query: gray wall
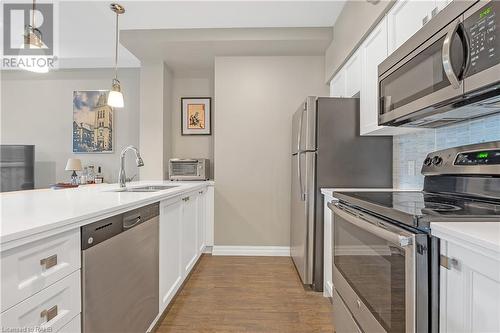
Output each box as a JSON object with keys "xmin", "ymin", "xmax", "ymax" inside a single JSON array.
[
  {"xmin": 325, "ymin": 0, "xmax": 394, "ymax": 82},
  {"xmin": 214, "ymin": 56, "xmax": 328, "ymax": 246},
  {"xmin": 1, "ymin": 69, "xmax": 140, "ymax": 188},
  {"xmin": 171, "ymin": 76, "xmax": 214, "ymax": 179}
]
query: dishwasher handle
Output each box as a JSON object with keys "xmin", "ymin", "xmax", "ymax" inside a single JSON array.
[{"xmin": 123, "ymin": 215, "xmax": 142, "ymax": 230}]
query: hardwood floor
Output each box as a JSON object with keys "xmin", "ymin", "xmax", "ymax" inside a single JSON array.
[{"xmin": 155, "ymin": 255, "xmax": 334, "ymax": 333}]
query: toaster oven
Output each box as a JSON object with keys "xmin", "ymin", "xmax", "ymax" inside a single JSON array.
[{"xmin": 169, "ymin": 159, "xmax": 210, "ymax": 181}]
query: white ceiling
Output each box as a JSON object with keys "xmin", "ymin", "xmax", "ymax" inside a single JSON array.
[
  {"xmin": 2, "ymin": 1, "xmax": 347, "ymax": 69},
  {"xmin": 121, "ymin": 27, "xmax": 333, "ymax": 76}
]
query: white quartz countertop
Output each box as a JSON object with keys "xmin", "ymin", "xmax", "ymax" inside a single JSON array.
[
  {"xmin": 432, "ymin": 222, "xmax": 500, "ymax": 256},
  {"xmin": 0, "ymin": 180, "xmax": 214, "ymax": 250}
]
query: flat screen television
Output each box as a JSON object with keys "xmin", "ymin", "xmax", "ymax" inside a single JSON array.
[{"xmin": 0, "ymin": 145, "xmax": 35, "ymax": 192}]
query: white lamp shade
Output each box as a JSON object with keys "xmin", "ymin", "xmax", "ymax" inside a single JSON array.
[
  {"xmin": 107, "ymin": 90, "xmax": 124, "ymax": 108},
  {"xmin": 65, "ymin": 158, "xmax": 83, "ymax": 171}
]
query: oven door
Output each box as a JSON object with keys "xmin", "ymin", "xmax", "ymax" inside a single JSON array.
[
  {"xmin": 378, "ymin": 17, "xmax": 469, "ymax": 127},
  {"xmin": 329, "ymin": 202, "xmax": 418, "ymax": 333}
]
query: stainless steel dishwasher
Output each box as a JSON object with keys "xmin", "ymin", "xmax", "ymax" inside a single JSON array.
[{"xmin": 81, "ymin": 203, "xmax": 159, "ymax": 333}]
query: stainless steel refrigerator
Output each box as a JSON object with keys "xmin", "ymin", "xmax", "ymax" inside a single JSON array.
[{"xmin": 290, "ymin": 97, "xmax": 393, "ymax": 291}]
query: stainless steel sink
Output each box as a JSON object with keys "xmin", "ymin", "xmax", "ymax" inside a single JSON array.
[{"xmin": 111, "ymin": 185, "xmax": 179, "ymax": 192}]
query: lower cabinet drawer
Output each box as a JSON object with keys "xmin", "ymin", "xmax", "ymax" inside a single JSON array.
[
  {"xmin": 58, "ymin": 313, "xmax": 81, "ymax": 333},
  {"xmin": 332, "ymin": 289, "xmax": 362, "ymax": 333},
  {"xmin": 1, "ymin": 270, "xmax": 81, "ymax": 333},
  {"xmin": 1, "ymin": 229, "xmax": 81, "ymax": 311}
]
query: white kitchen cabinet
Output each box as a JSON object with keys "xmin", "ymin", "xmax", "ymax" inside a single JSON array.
[
  {"xmin": 159, "ymin": 196, "xmax": 183, "ymax": 313},
  {"xmin": 387, "ymin": 0, "xmax": 438, "ymax": 55},
  {"xmin": 58, "ymin": 314, "xmax": 81, "ymax": 333},
  {"xmin": 329, "ymin": 67, "xmax": 346, "ymax": 98},
  {"xmin": 1, "ymin": 229, "xmax": 80, "ymax": 312},
  {"xmin": 0, "ymin": 271, "xmax": 81, "ymax": 333},
  {"xmin": 360, "ymin": 18, "xmax": 389, "ymax": 136},
  {"xmin": 439, "ymin": 240, "xmax": 500, "ymax": 333},
  {"xmin": 181, "ymin": 191, "xmax": 199, "ymax": 276},
  {"xmin": 344, "ymin": 50, "xmax": 362, "ymax": 98}
]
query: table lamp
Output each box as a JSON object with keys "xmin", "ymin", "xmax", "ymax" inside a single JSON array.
[{"xmin": 65, "ymin": 158, "xmax": 83, "ymax": 185}]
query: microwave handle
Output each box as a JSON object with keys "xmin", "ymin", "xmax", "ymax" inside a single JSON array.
[
  {"xmin": 442, "ymin": 20, "xmax": 463, "ymax": 90},
  {"xmin": 328, "ymin": 202, "xmax": 413, "ymax": 248}
]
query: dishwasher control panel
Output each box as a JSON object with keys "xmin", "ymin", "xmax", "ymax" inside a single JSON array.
[{"xmin": 81, "ymin": 202, "xmax": 159, "ymax": 250}]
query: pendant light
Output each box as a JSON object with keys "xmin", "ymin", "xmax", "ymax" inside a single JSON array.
[
  {"xmin": 107, "ymin": 3, "xmax": 125, "ymax": 108},
  {"xmin": 20, "ymin": 0, "xmax": 49, "ymax": 73}
]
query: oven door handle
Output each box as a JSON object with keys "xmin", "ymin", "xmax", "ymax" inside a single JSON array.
[{"xmin": 328, "ymin": 202, "xmax": 413, "ymax": 248}]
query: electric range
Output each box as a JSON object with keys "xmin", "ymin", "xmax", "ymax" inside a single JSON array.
[{"xmin": 329, "ymin": 141, "xmax": 500, "ymax": 333}]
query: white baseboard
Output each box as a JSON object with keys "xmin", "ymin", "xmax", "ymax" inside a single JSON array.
[{"xmin": 212, "ymin": 246, "xmax": 290, "ymax": 257}]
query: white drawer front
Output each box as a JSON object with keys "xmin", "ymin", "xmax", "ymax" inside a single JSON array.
[
  {"xmin": 58, "ymin": 313, "xmax": 81, "ymax": 333},
  {"xmin": 1, "ymin": 229, "xmax": 80, "ymax": 311},
  {"xmin": 1, "ymin": 270, "xmax": 81, "ymax": 333}
]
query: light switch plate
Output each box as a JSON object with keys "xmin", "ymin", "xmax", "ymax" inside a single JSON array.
[{"xmin": 408, "ymin": 160, "xmax": 416, "ymax": 176}]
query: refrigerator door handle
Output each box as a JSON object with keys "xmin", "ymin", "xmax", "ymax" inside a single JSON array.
[
  {"xmin": 297, "ymin": 103, "xmax": 307, "ymax": 201},
  {"xmin": 298, "ymin": 152, "xmax": 305, "ymax": 201},
  {"xmin": 297, "ymin": 102, "xmax": 306, "ymax": 153}
]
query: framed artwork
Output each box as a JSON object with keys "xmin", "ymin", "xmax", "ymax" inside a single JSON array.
[
  {"xmin": 73, "ymin": 90, "xmax": 113, "ymax": 153},
  {"xmin": 181, "ymin": 97, "xmax": 211, "ymax": 135}
]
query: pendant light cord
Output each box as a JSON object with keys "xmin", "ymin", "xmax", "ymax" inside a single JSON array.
[
  {"xmin": 114, "ymin": 11, "xmax": 119, "ymax": 80},
  {"xmin": 32, "ymin": 0, "xmax": 36, "ymax": 27}
]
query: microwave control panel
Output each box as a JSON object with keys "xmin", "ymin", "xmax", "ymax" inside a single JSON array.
[{"xmin": 464, "ymin": 0, "xmax": 499, "ymax": 77}]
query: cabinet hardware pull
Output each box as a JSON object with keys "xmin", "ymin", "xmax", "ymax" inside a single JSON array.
[
  {"xmin": 40, "ymin": 254, "xmax": 58, "ymax": 269},
  {"xmin": 40, "ymin": 305, "xmax": 58, "ymax": 322},
  {"xmin": 440, "ymin": 254, "xmax": 459, "ymax": 270}
]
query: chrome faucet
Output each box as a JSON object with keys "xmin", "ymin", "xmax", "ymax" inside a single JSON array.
[{"xmin": 119, "ymin": 145, "xmax": 144, "ymax": 188}]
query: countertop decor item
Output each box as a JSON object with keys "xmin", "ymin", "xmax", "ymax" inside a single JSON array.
[
  {"xmin": 50, "ymin": 183, "xmax": 79, "ymax": 189},
  {"xmin": 181, "ymin": 97, "xmax": 211, "ymax": 135},
  {"xmin": 73, "ymin": 91, "xmax": 113, "ymax": 153},
  {"xmin": 65, "ymin": 158, "xmax": 82, "ymax": 185},
  {"xmin": 107, "ymin": 3, "xmax": 125, "ymax": 108}
]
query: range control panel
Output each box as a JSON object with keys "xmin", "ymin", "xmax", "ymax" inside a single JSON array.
[
  {"xmin": 464, "ymin": 0, "xmax": 500, "ymax": 77},
  {"xmin": 421, "ymin": 142, "xmax": 500, "ymax": 176},
  {"xmin": 454, "ymin": 149, "xmax": 500, "ymax": 165}
]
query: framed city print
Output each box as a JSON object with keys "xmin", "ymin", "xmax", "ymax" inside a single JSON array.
[
  {"xmin": 73, "ymin": 90, "xmax": 113, "ymax": 153},
  {"xmin": 181, "ymin": 97, "xmax": 211, "ymax": 135}
]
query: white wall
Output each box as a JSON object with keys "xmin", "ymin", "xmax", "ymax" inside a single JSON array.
[
  {"xmin": 214, "ymin": 56, "xmax": 328, "ymax": 246},
  {"xmin": 1, "ymin": 69, "xmax": 140, "ymax": 188},
  {"xmin": 139, "ymin": 62, "xmax": 173, "ymax": 180},
  {"xmin": 171, "ymin": 76, "xmax": 214, "ymax": 178}
]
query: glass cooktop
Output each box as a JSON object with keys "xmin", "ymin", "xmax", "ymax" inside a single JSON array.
[{"xmin": 334, "ymin": 191, "xmax": 500, "ymax": 232}]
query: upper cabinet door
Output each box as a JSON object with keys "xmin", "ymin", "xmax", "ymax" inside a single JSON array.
[
  {"xmin": 344, "ymin": 50, "xmax": 362, "ymax": 98},
  {"xmin": 387, "ymin": 0, "xmax": 437, "ymax": 54},
  {"xmin": 360, "ymin": 17, "xmax": 389, "ymax": 135},
  {"xmin": 329, "ymin": 68, "xmax": 346, "ymax": 98}
]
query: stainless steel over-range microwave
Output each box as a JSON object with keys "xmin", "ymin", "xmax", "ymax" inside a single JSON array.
[
  {"xmin": 378, "ymin": 0, "xmax": 500, "ymax": 128},
  {"xmin": 169, "ymin": 159, "xmax": 210, "ymax": 181}
]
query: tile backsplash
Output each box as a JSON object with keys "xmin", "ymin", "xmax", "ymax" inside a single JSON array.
[{"xmin": 393, "ymin": 113, "xmax": 500, "ymax": 189}]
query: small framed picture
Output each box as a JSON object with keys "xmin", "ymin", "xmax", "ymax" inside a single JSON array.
[{"xmin": 181, "ymin": 97, "xmax": 211, "ymax": 135}]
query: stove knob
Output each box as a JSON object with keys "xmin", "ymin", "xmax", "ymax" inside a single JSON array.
[
  {"xmin": 424, "ymin": 157, "xmax": 432, "ymax": 166},
  {"xmin": 432, "ymin": 156, "xmax": 443, "ymax": 166}
]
